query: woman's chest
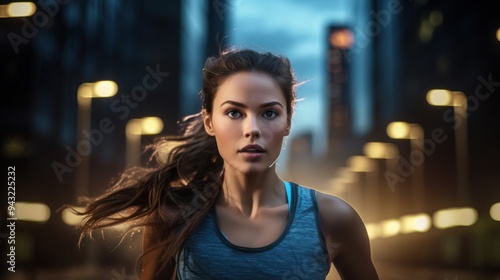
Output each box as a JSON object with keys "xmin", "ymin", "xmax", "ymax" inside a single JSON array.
[
  {"xmin": 177, "ymin": 208, "xmax": 330, "ymax": 280},
  {"xmin": 215, "ymin": 204, "xmax": 289, "ymax": 248}
]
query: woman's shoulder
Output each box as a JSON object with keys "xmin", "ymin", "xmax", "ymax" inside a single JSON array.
[
  {"xmin": 315, "ymin": 190, "xmax": 357, "ymax": 220},
  {"xmin": 297, "ymin": 186, "xmax": 379, "ymax": 278},
  {"xmin": 296, "ymin": 184, "xmax": 363, "ymax": 236},
  {"xmin": 291, "ymin": 182, "xmax": 356, "ymax": 219},
  {"xmin": 305, "ymin": 187, "xmax": 370, "ymax": 260}
]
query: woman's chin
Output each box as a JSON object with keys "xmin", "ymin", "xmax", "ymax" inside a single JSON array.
[{"xmin": 226, "ymin": 161, "xmax": 274, "ymax": 175}]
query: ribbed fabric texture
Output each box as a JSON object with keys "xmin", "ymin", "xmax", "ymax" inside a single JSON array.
[{"xmin": 177, "ymin": 182, "xmax": 330, "ymax": 279}]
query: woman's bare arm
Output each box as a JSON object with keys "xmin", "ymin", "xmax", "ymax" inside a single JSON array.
[{"xmin": 316, "ymin": 192, "xmax": 379, "ymax": 280}]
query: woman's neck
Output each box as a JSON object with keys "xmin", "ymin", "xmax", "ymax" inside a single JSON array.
[{"xmin": 217, "ymin": 167, "xmax": 286, "ymax": 219}]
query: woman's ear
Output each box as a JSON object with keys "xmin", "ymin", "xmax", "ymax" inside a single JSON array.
[
  {"xmin": 202, "ymin": 109, "xmax": 215, "ymax": 136},
  {"xmin": 284, "ymin": 118, "xmax": 291, "ymax": 136}
]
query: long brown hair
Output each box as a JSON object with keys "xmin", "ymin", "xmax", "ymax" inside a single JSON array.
[{"xmin": 74, "ymin": 49, "xmax": 297, "ymax": 278}]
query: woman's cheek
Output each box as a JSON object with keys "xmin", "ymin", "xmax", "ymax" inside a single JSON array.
[
  {"xmin": 270, "ymin": 120, "xmax": 289, "ymax": 136},
  {"xmin": 262, "ymin": 126, "xmax": 286, "ymax": 143}
]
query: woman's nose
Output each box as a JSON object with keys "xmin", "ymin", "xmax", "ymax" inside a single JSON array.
[{"xmin": 244, "ymin": 116, "xmax": 261, "ymax": 138}]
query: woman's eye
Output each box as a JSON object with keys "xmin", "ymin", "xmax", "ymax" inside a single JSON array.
[
  {"xmin": 226, "ymin": 110, "xmax": 242, "ymax": 118},
  {"xmin": 263, "ymin": 110, "xmax": 279, "ymax": 119}
]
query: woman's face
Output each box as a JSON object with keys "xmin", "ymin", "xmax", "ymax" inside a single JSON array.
[{"xmin": 203, "ymin": 72, "xmax": 291, "ymax": 174}]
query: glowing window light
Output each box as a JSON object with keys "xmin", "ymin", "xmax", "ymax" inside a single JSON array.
[
  {"xmin": 7, "ymin": 2, "xmax": 36, "ymax": 17},
  {"xmin": 380, "ymin": 219, "xmax": 401, "ymax": 238},
  {"xmin": 330, "ymin": 28, "xmax": 354, "ymax": 49},
  {"xmin": 490, "ymin": 202, "xmax": 500, "ymax": 221},
  {"xmin": 433, "ymin": 207, "xmax": 478, "ymax": 229},
  {"xmin": 400, "ymin": 213, "xmax": 431, "ymax": 233},
  {"xmin": 496, "ymin": 28, "xmax": 500, "ymax": 42},
  {"xmin": 365, "ymin": 223, "xmax": 381, "ymax": 240},
  {"xmin": 62, "ymin": 207, "xmax": 85, "ymax": 226},
  {"xmin": 16, "ymin": 202, "xmax": 50, "ymax": 222}
]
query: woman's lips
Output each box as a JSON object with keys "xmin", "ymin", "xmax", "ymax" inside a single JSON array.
[
  {"xmin": 238, "ymin": 144, "xmax": 265, "ymax": 160},
  {"xmin": 238, "ymin": 151, "xmax": 264, "ymax": 160}
]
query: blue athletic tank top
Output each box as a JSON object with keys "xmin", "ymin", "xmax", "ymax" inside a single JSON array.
[{"xmin": 177, "ymin": 181, "xmax": 331, "ymax": 279}]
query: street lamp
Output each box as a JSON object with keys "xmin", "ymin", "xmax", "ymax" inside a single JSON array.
[
  {"xmin": 427, "ymin": 89, "xmax": 468, "ymax": 205},
  {"xmin": 0, "ymin": 2, "xmax": 36, "ymax": 18},
  {"xmin": 363, "ymin": 142, "xmax": 400, "ymax": 216},
  {"xmin": 386, "ymin": 121, "xmax": 425, "ymax": 212},
  {"xmin": 75, "ymin": 80, "xmax": 117, "ymax": 269},
  {"xmin": 363, "ymin": 142, "xmax": 399, "ymax": 175},
  {"xmin": 75, "ymin": 81, "xmax": 118, "ymax": 198},
  {"xmin": 490, "ymin": 202, "xmax": 500, "ymax": 221},
  {"xmin": 126, "ymin": 117, "xmax": 164, "ymax": 166},
  {"xmin": 433, "ymin": 207, "xmax": 477, "ymax": 229},
  {"xmin": 347, "ymin": 156, "xmax": 378, "ymax": 221}
]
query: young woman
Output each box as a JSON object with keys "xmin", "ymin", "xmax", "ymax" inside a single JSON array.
[{"xmin": 77, "ymin": 49, "xmax": 379, "ymax": 279}]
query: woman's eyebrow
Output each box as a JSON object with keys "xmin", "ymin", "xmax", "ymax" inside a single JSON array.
[
  {"xmin": 220, "ymin": 100, "xmax": 246, "ymax": 108},
  {"xmin": 220, "ymin": 100, "xmax": 283, "ymax": 108},
  {"xmin": 260, "ymin": 101, "xmax": 283, "ymax": 108}
]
